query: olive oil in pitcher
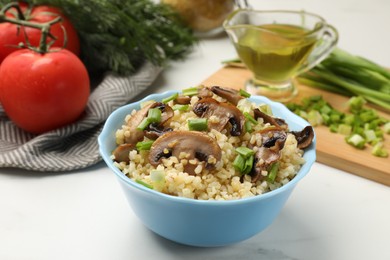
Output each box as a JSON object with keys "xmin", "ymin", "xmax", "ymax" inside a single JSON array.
[{"xmin": 235, "ymin": 24, "xmax": 317, "ymax": 84}]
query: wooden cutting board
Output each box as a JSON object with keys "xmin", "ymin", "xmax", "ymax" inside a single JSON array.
[{"xmin": 201, "ymin": 66, "xmax": 390, "ymax": 186}]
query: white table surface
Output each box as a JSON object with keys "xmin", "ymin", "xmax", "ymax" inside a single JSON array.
[{"xmin": 1, "ymin": 0, "xmax": 389, "ymax": 259}]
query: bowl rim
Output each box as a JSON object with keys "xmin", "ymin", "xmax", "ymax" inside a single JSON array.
[{"xmin": 98, "ymin": 90, "xmax": 316, "ymax": 206}]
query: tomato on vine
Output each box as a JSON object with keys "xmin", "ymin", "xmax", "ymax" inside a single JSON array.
[
  {"xmin": 0, "ymin": 3, "xmax": 89, "ymax": 134},
  {"xmin": 0, "ymin": 2, "xmax": 79, "ymax": 63}
]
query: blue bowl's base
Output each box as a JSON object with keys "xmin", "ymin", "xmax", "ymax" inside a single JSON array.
[{"xmin": 118, "ymin": 178, "xmax": 295, "ymax": 247}]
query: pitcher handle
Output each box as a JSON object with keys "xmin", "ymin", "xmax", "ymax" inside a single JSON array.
[{"xmin": 298, "ymin": 24, "xmax": 339, "ymax": 74}]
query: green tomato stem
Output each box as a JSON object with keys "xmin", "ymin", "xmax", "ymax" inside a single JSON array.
[
  {"xmin": 0, "ymin": 2, "xmax": 25, "ymax": 20},
  {"xmin": 0, "ymin": 2, "xmax": 63, "ymax": 54}
]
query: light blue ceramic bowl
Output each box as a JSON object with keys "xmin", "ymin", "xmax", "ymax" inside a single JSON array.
[{"xmin": 98, "ymin": 91, "xmax": 316, "ymax": 247}]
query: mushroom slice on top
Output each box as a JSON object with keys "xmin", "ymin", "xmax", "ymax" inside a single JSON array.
[
  {"xmin": 193, "ymin": 98, "xmax": 245, "ymax": 136},
  {"xmin": 112, "ymin": 143, "xmax": 135, "ymax": 163},
  {"xmin": 148, "ymin": 131, "xmax": 222, "ymax": 175},
  {"xmin": 258, "ymin": 127, "xmax": 287, "ymax": 149},
  {"xmin": 124, "ymin": 102, "xmax": 174, "ymax": 144},
  {"xmin": 198, "ymin": 86, "xmax": 213, "ymax": 98},
  {"xmin": 123, "ymin": 102, "xmax": 155, "ymax": 145},
  {"xmin": 210, "ymin": 86, "xmax": 243, "ymax": 106},
  {"xmin": 250, "ymin": 127, "xmax": 288, "ymax": 182},
  {"xmin": 175, "ymin": 95, "xmax": 191, "ymax": 105},
  {"xmin": 254, "ymin": 108, "xmax": 288, "ymax": 130},
  {"xmin": 152, "ymin": 102, "xmax": 174, "ymax": 125},
  {"xmin": 291, "ymin": 125, "xmax": 314, "ymax": 149},
  {"xmin": 251, "ymin": 146, "xmax": 282, "ymax": 183},
  {"xmin": 144, "ymin": 123, "xmax": 173, "ymax": 140}
]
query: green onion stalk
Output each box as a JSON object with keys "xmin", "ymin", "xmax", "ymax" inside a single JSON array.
[{"xmin": 298, "ymin": 48, "xmax": 390, "ymax": 112}]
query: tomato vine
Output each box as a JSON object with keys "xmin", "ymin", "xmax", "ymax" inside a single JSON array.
[{"xmin": 0, "ymin": 2, "xmax": 64, "ymax": 53}]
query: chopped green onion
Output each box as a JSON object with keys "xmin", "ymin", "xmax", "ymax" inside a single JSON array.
[
  {"xmin": 267, "ymin": 162, "xmax": 280, "ymax": 183},
  {"xmin": 348, "ymin": 96, "xmax": 366, "ymax": 113},
  {"xmin": 242, "ymin": 155, "xmax": 254, "ymax": 175},
  {"xmin": 172, "ymin": 104, "xmax": 189, "ymax": 111},
  {"xmin": 346, "ymin": 134, "xmax": 366, "ymax": 149},
  {"xmin": 298, "ymin": 110, "xmax": 308, "ymax": 120},
  {"xmin": 233, "ymin": 152, "xmax": 254, "ymax": 175},
  {"xmin": 150, "ymin": 170, "xmax": 165, "ymax": 186},
  {"xmin": 384, "ymin": 122, "xmax": 390, "ymax": 134},
  {"xmin": 233, "ymin": 154, "xmax": 245, "ymax": 173},
  {"xmin": 235, "ymin": 146, "xmax": 255, "ymax": 158},
  {"xmin": 188, "ymin": 118, "xmax": 208, "ymax": 131},
  {"xmin": 321, "ymin": 113, "xmax": 331, "ymax": 125},
  {"xmin": 359, "ymin": 109, "xmax": 377, "ymax": 123},
  {"xmin": 371, "ymin": 142, "xmax": 388, "ymax": 157},
  {"xmin": 137, "ymin": 107, "xmax": 162, "ymax": 130},
  {"xmin": 244, "ymin": 120, "xmax": 253, "ymax": 133},
  {"xmin": 337, "ymin": 124, "xmax": 352, "ymax": 136},
  {"xmin": 147, "ymin": 108, "xmax": 162, "ymax": 123},
  {"xmin": 182, "ymin": 87, "xmax": 199, "ymax": 96},
  {"xmin": 307, "ymin": 110, "xmax": 323, "ymax": 126},
  {"xmin": 136, "ymin": 179, "xmax": 153, "ymax": 189},
  {"xmin": 137, "ymin": 118, "xmax": 151, "ymax": 130},
  {"xmin": 363, "ymin": 129, "xmax": 377, "ymax": 143},
  {"xmin": 136, "ymin": 140, "xmax": 154, "ymax": 151},
  {"xmin": 320, "ymin": 104, "xmax": 332, "ymax": 115},
  {"xmin": 342, "ymin": 114, "xmax": 355, "ymax": 125},
  {"xmin": 330, "ymin": 113, "xmax": 341, "ymax": 123},
  {"xmin": 162, "ymin": 93, "xmax": 179, "ymax": 104},
  {"xmin": 258, "ymin": 104, "xmax": 272, "ymax": 115},
  {"xmin": 329, "ymin": 124, "xmax": 338, "ymax": 133},
  {"xmin": 239, "ymin": 89, "xmax": 251, "ymax": 98},
  {"xmin": 243, "ymin": 112, "xmax": 258, "ymax": 125}
]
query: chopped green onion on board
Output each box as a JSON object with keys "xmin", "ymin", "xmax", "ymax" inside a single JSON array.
[{"xmin": 286, "ymin": 95, "xmax": 389, "ymax": 157}]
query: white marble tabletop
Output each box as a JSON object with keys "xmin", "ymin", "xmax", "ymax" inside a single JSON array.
[{"xmin": 1, "ymin": 0, "xmax": 389, "ymax": 259}]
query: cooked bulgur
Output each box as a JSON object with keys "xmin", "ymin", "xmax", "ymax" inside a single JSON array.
[{"xmin": 112, "ymin": 87, "xmax": 311, "ymax": 200}]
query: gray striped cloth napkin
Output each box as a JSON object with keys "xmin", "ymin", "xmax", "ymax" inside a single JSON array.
[{"xmin": 0, "ymin": 62, "xmax": 161, "ymax": 172}]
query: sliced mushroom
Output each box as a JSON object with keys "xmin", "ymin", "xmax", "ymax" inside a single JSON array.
[
  {"xmin": 254, "ymin": 108, "xmax": 288, "ymax": 129},
  {"xmin": 144, "ymin": 123, "xmax": 173, "ymax": 140},
  {"xmin": 148, "ymin": 131, "xmax": 222, "ymax": 175},
  {"xmin": 124, "ymin": 102, "xmax": 155, "ymax": 145},
  {"xmin": 210, "ymin": 86, "xmax": 243, "ymax": 105},
  {"xmin": 250, "ymin": 127, "xmax": 288, "ymax": 182},
  {"xmin": 291, "ymin": 125, "xmax": 314, "ymax": 149},
  {"xmin": 193, "ymin": 97, "xmax": 245, "ymax": 136},
  {"xmin": 112, "ymin": 143, "xmax": 135, "ymax": 163},
  {"xmin": 258, "ymin": 127, "xmax": 287, "ymax": 149},
  {"xmin": 153, "ymin": 102, "xmax": 174, "ymax": 125},
  {"xmin": 175, "ymin": 95, "xmax": 191, "ymax": 105},
  {"xmin": 198, "ymin": 86, "xmax": 213, "ymax": 98},
  {"xmin": 124, "ymin": 102, "xmax": 174, "ymax": 144},
  {"xmin": 251, "ymin": 147, "xmax": 282, "ymax": 183}
]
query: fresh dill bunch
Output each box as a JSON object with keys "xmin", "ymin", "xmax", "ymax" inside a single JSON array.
[{"xmin": 0, "ymin": 0, "xmax": 197, "ymax": 75}]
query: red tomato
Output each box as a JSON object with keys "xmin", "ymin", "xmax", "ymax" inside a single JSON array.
[
  {"xmin": 0, "ymin": 3, "xmax": 80, "ymax": 63},
  {"xmin": 0, "ymin": 22, "xmax": 24, "ymax": 64},
  {"xmin": 0, "ymin": 48, "xmax": 90, "ymax": 134}
]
